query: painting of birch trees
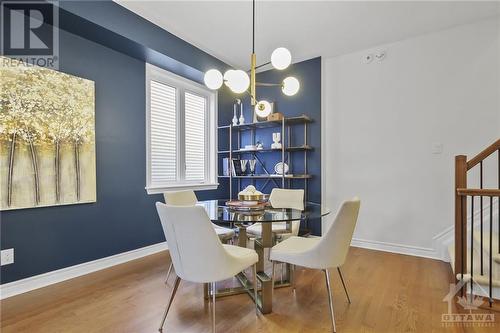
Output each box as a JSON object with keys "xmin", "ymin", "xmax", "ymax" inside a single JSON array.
[{"xmin": 0, "ymin": 57, "xmax": 96, "ymax": 210}]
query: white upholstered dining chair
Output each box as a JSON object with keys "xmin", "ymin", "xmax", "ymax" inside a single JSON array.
[
  {"xmin": 246, "ymin": 188, "xmax": 304, "ymax": 239},
  {"xmin": 156, "ymin": 203, "xmax": 258, "ymax": 333},
  {"xmin": 269, "ymin": 197, "xmax": 360, "ymax": 332},
  {"xmin": 163, "ymin": 190, "xmax": 235, "ymax": 283}
]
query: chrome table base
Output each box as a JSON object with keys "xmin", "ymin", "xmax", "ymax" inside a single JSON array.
[{"xmin": 204, "ymin": 224, "xmax": 293, "ymax": 314}]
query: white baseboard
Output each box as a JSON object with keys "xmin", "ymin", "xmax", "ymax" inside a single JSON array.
[
  {"xmin": 0, "ymin": 242, "xmax": 168, "ymax": 300},
  {"xmin": 433, "ymin": 225, "xmax": 455, "ymax": 263},
  {"xmin": 351, "ymin": 238, "xmax": 439, "ymax": 260}
]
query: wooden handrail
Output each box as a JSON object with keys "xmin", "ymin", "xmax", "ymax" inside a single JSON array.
[
  {"xmin": 457, "ymin": 188, "xmax": 500, "ymax": 197},
  {"xmin": 466, "ymin": 138, "xmax": 500, "ymax": 170}
]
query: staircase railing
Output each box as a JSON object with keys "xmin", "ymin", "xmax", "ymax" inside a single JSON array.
[{"xmin": 455, "ymin": 138, "xmax": 500, "ymax": 306}]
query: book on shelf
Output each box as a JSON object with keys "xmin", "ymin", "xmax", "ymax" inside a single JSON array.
[{"xmin": 222, "ymin": 158, "xmax": 230, "ymax": 176}]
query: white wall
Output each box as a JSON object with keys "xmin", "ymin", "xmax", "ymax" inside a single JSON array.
[{"xmin": 322, "ymin": 18, "xmax": 499, "ymax": 259}]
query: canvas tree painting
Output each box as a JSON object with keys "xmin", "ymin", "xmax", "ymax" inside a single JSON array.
[{"xmin": 0, "ymin": 57, "xmax": 96, "ymax": 210}]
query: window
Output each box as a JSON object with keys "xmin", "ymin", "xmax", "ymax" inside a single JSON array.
[{"xmin": 146, "ymin": 64, "xmax": 217, "ymax": 193}]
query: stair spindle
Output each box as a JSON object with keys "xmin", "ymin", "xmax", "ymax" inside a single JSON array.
[
  {"xmin": 480, "ymin": 161, "xmax": 484, "ymax": 274},
  {"xmin": 489, "ymin": 196, "xmax": 493, "ymax": 307},
  {"xmin": 470, "ymin": 196, "xmax": 474, "ymax": 302},
  {"xmin": 462, "ymin": 195, "xmax": 466, "ymax": 295}
]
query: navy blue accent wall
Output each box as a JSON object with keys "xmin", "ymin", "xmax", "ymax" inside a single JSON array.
[
  {"xmin": 0, "ymin": 3, "xmax": 231, "ymax": 284},
  {"xmin": 217, "ymin": 57, "xmax": 322, "ymax": 234},
  {"xmin": 0, "ymin": 29, "xmax": 158, "ymax": 284}
]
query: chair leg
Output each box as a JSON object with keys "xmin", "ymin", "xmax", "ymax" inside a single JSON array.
[
  {"xmin": 253, "ymin": 264, "xmax": 259, "ymax": 314},
  {"xmin": 164, "ymin": 262, "xmax": 173, "ymax": 285},
  {"xmin": 159, "ymin": 276, "xmax": 181, "ymax": 332},
  {"xmin": 271, "ymin": 261, "xmax": 276, "ymax": 293},
  {"xmin": 211, "ymin": 281, "xmax": 217, "ymax": 333},
  {"xmin": 324, "ymin": 269, "xmax": 337, "ymax": 333},
  {"xmin": 337, "ymin": 267, "xmax": 351, "ymax": 304}
]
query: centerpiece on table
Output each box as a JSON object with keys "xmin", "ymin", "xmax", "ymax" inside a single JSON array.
[{"xmin": 226, "ymin": 185, "xmax": 269, "ymax": 211}]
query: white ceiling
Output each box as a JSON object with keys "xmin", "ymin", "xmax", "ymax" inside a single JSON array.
[{"xmin": 116, "ymin": 1, "xmax": 500, "ymax": 69}]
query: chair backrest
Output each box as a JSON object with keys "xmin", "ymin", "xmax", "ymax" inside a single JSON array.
[
  {"xmin": 314, "ymin": 198, "xmax": 360, "ymax": 268},
  {"xmin": 156, "ymin": 203, "xmax": 229, "ymax": 283},
  {"xmin": 269, "ymin": 188, "xmax": 304, "ymax": 211},
  {"xmin": 163, "ymin": 190, "xmax": 197, "ymax": 206}
]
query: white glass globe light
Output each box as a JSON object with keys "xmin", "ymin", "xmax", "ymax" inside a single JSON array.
[
  {"xmin": 204, "ymin": 69, "xmax": 223, "ymax": 90},
  {"xmin": 271, "ymin": 47, "xmax": 292, "ymax": 70},
  {"xmin": 223, "ymin": 69, "xmax": 249, "ymax": 94},
  {"xmin": 230, "ymin": 70, "xmax": 250, "ymax": 94},
  {"xmin": 223, "ymin": 69, "xmax": 235, "ymax": 87},
  {"xmin": 255, "ymin": 100, "xmax": 272, "ymax": 118},
  {"xmin": 282, "ymin": 76, "xmax": 300, "ymax": 96}
]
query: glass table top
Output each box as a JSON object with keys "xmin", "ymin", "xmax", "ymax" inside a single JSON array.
[{"xmin": 197, "ymin": 199, "xmax": 330, "ymax": 223}]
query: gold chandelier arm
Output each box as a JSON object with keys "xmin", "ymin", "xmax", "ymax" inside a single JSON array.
[
  {"xmin": 245, "ymin": 89, "xmax": 257, "ymax": 105},
  {"xmin": 256, "ymin": 82, "xmax": 282, "ymax": 87},
  {"xmin": 246, "ymin": 61, "xmax": 271, "ymax": 73},
  {"xmin": 255, "ymin": 62, "xmax": 271, "ymax": 70}
]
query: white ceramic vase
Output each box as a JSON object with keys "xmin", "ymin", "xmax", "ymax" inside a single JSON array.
[{"xmin": 238, "ymin": 103, "xmax": 245, "ymax": 125}]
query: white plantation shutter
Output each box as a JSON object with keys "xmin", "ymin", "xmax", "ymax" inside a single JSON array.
[
  {"xmin": 150, "ymin": 80, "xmax": 177, "ymax": 183},
  {"xmin": 184, "ymin": 92, "xmax": 206, "ymax": 181},
  {"xmin": 146, "ymin": 63, "xmax": 217, "ymax": 193}
]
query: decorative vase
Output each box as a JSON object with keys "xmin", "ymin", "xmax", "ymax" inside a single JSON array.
[
  {"xmin": 232, "ymin": 103, "xmax": 238, "ymax": 126},
  {"xmin": 271, "ymin": 132, "xmax": 282, "ymax": 149},
  {"xmin": 238, "ymin": 102, "xmax": 245, "ymax": 125}
]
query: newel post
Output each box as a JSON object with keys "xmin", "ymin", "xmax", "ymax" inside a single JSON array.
[{"xmin": 454, "ymin": 155, "xmax": 467, "ymax": 281}]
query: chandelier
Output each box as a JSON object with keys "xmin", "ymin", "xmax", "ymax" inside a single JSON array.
[{"xmin": 203, "ymin": 0, "xmax": 300, "ymax": 118}]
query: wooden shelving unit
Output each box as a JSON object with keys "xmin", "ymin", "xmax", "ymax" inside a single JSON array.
[
  {"xmin": 218, "ymin": 114, "xmax": 313, "ymax": 200},
  {"xmin": 218, "ymin": 174, "xmax": 312, "ymax": 179},
  {"xmin": 218, "ymin": 115, "xmax": 312, "ymax": 130},
  {"xmin": 218, "ymin": 145, "xmax": 313, "ymax": 154}
]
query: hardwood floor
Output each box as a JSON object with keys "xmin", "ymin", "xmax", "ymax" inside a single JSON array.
[{"xmin": 1, "ymin": 247, "xmax": 498, "ymax": 333}]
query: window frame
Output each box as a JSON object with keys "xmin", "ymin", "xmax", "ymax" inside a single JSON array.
[{"xmin": 145, "ymin": 63, "xmax": 218, "ymax": 194}]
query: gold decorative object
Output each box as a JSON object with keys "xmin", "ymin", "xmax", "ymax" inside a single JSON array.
[
  {"xmin": 238, "ymin": 193, "xmax": 265, "ymax": 201},
  {"xmin": 237, "ymin": 185, "xmax": 266, "ymax": 202}
]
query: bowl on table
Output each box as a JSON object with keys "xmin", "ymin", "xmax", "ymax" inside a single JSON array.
[
  {"xmin": 226, "ymin": 186, "xmax": 269, "ymax": 211},
  {"xmin": 238, "ymin": 193, "xmax": 265, "ymax": 202}
]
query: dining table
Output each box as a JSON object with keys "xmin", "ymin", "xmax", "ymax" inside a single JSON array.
[{"xmin": 197, "ymin": 199, "xmax": 331, "ymax": 314}]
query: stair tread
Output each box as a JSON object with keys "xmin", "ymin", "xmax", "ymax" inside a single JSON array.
[{"xmin": 455, "ymin": 273, "xmax": 500, "ymax": 289}]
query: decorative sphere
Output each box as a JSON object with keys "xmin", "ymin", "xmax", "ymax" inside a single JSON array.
[
  {"xmin": 282, "ymin": 76, "xmax": 300, "ymax": 96},
  {"xmin": 223, "ymin": 70, "xmax": 235, "ymax": 87},
  {"xmin": 255, "ymin": 100, "xmax": 272, "ymax": 118},
  {"xmin": 204, "ymin": 69, "xmax": 223, "ymax": 90},
  {"xmin": 224, "ymin": 69, "xmax": 249, "ymax": 94},
  {"xmin": 271, "ymin": 47, "xmax": 292, "ymax": 70}
]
